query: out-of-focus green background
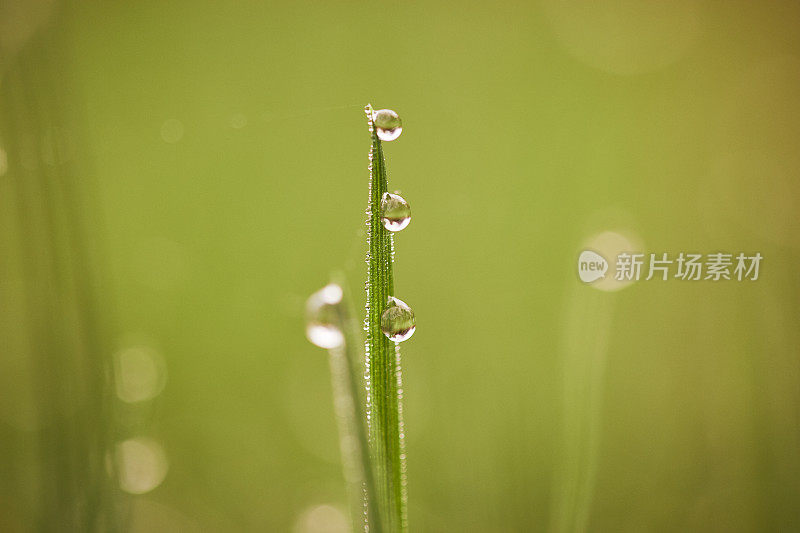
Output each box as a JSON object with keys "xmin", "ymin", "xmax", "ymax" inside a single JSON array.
[{"xmin": 1, "ymin": 0, "xmax": 799, "ymax": 531}]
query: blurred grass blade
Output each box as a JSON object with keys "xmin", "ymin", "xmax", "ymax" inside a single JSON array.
[
  {"xmin": 550, "ymin": 286, "xmax": 614, "ymax": 533},
  {"xmin": 364, "ymin": 104, "xmax": 408, "ymax": 532},
  {"xmin": 306, "ymin": 281, "xmax": 381, "ymax": 532},
  {"xmin": 0, "ymin": 20, "xmax": 119, "ymax": 531}
]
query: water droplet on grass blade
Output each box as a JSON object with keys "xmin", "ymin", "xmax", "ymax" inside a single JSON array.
[
  {"xmin": 373, "ymin": 109, "xmax": 403, "ymax": 141},
  {"xmin": 380, "ymin": 192, "xmax": 411, "ymax": 232},
  {"xmin": 306, "ymin": 284, "xmax": 345, "ymax": 349},
  {"xmin": 381, "ymin": 297, "xmax": 416, "ymax": 342}
]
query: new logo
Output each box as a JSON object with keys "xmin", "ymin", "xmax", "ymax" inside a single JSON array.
[{"xmin": 577, "ymin": 250, "xmax": 608, "ymax": 283}]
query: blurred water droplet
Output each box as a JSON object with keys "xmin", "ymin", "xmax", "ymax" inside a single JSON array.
[
  {"xmin": 115, "ymin": 437, "xmax": 169, "ymax": 495},
  {"xmin": 583, "ymin": 229, "xmax": 642, "ymax": 292},
  {"xmin": 373, "ymin": 109, "xmax": 403, "ymax": 141},
  {"xmin": 113, "ymin": 345, "xmax": 167, "ymax": 403},
  {"xmin": 381, "ymin": 297, "xmax": 416, "ymax": 342},
  {"xmin": 380, "ymin": 192, "xmax": 411, "ymax": 232},
  {"xmin": 305, "ymin": 284, "xmax": 345, "ymax": 349},
  {"xmin": 293, "ymin": 504, "xmax": 349, "ymax": 533}
]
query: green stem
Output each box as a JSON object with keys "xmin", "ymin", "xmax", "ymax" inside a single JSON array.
[{"xmin": 364, "ymin": 104, "xmax": 407, "ymax": 532}]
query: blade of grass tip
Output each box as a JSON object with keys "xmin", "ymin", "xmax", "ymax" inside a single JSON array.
[
  {"xmin": 306, "ymin": 281, "xmax": 381, "ymax": 533},
  {"xmin": 364, "ymin": 104, "xmax": 408, "ymax": 532}
]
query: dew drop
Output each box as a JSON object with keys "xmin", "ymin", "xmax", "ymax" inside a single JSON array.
[
  {"xmin": 380, "ymin": 192, "xmax": 411, "ymax": 232},
  {"xmin": 373, "ymin": 109, "xmax": 403, "ymax": 141},
  {"xmin": 380, "ymin": 297, "xmax": 416, "ymax": 342},
  {"xmin": 305, "ymin": 284, "xmax": 345, "ymax": 349},
  {"xmin": 113, "ymin": 345, "xmax": 167, "ymax": 403},
  {"xmin": 115, "ymin": 437, "xmax": 169, "ymax": 495}
]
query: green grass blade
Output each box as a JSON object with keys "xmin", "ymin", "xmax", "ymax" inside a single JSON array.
[
  {"xmin": 306, "ymin": 280, "xmax": 381, "ymax": 532},
  {"xmin": 364, "ymin": 104, "xmax": 408, "ymax": 532}
]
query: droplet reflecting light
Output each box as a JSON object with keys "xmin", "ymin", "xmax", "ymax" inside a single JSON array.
[
  {"xmin": 293, "ymin": 504, "xmax": 349, "ymax": 533},
  {"xmin": 380, "ymin": 192, "xmax": 411, "ymax": 232},
  {"xmin": 305, "ymin": 284, "xmax": 345, "ymax": 349},
  {"xmin": 380, "ymin": 296, "xmax": 416, "ymax": 342},
  {"xmin": 113, "ymin": 346, "xmax": 167, "ymax": 403},
  {"xmin": 115, "ymin": 437, "xmax": 169, "ymax": 495},
  {"xmin": 373, "ymin": 109, "xmax": 403, "ymax": 141}
]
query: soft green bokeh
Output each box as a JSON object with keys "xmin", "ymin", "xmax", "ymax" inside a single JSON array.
[{"xmin": 1, "ymin": 0, "xmax": 799, "ymax": 531}]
